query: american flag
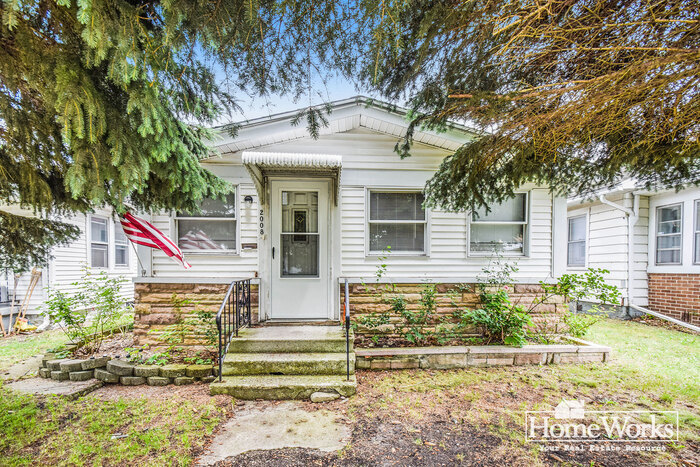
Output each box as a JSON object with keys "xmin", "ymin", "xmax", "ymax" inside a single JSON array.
[
  {"xmin": 178, "ymin": 229, "xmax": 224, "ymax": 250},
  {"xmin": 119, "ymin": 212, "xmax": 191, "ymax": 269}
]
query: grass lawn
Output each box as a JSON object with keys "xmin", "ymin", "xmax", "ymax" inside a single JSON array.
[
  {"xmin": 0, "ymin": 318, "xmax": 697, "ymax": 465},
  {"xmin": 0, "ymin": 329, "xmax": 69, "ymax": 372}
]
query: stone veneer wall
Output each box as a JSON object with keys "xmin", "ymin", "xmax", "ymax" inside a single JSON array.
[
  {"xmin": 134, "ymin": 282, "xmax": 259, "ymax": 347},
  {"xmin": 648, "ymin": 273, "xmax": 700, "ymax": 325},
  {"xmin": 341, "ymin": 283, "xmax": 568, "ymax": 337}
]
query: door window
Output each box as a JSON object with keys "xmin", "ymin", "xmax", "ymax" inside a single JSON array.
[{"xmin": 281, "ymin": 191, "xmax": 319, "ymax": 277}]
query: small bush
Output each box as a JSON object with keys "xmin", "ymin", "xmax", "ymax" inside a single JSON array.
[{"xmin": 43, "ymin": 269, "xmax": 130, "ymax": 355}]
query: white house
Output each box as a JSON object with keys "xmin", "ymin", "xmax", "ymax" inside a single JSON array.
[
  {"xmin": 1, "ymin": 206, "xmax": 138, "ymax": 330},
  {"xmin": 132, "ymin": 97, "xmax": 570, "ymax": 325},
  {"xmin": 566, "ymin": 182, "xmax": 700, "ymax": 326}
]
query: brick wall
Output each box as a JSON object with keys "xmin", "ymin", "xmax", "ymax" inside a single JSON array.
[
  {"xmin": 341, "ymin": 283, "xmax": 568, "ymax": 338},
  {"xmin": 648, "ymin": 273, "xmax": 700, "ymax": 325},
  {"xmin": 134, "ymin": 282, "xmax": 259, "ymax": 347}
]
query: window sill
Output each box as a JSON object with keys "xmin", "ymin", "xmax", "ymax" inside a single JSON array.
[
  {"xmin": 366, "ymin": 252, "xmax": 429, "ymax": 258},
  {"xmin": 468, "ymin": 252, "xmax": 527, "ymax": 258},
  {"xmin": 181, "ymin": 250, "xmax": 240, "ymax": 256}
]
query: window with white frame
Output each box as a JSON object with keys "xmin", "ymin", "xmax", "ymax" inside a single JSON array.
[
  {"xmin": 656, "ymin": 203, "xmax": 682, "ymax": 264},
  {"xmin": 470, "ymin": 193, "xmax": 528, "ymax": 254},
  {"xmin": 567, "ymin": 215, "xmax": 586, "ymax": 266},
  {"xmin": 368, "ymin": 191, "xmax": 427, "ymax": 253},
  {"xmin": 694, "ymin": 200, "xmax": 700, "ymax": 264},
  {"xmin": 90, "ymin": 217, "xmax": 109, "ymax": 268},
  {"xmin": 114, "ymin": 220, "xmax": 129, "ymax": 267},
  {"xmin": 175, "ymin": 192, "xmax": 237, "ymax": 251}
]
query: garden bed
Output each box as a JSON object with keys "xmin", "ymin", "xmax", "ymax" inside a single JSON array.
[{"xmin": 355, "ymin": 336, "xmax": 610, "ymax": 370}]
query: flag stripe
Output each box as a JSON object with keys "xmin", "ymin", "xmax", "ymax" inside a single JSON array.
[{"xmin": 119, "ymin": 212, "xmax": 191, "ymax": 269}]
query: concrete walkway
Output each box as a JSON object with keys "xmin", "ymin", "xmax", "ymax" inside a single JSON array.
[
  {"xmin": 1, "ymin": 354, "xmax": 43, "ymax": 380},
  {"xmin": 6, "ymin": 377, "xmax": 103, "ymax": 400},
  {"xmin": 196, "ymin": 402, "xmax": 351, "ymax": 466}
]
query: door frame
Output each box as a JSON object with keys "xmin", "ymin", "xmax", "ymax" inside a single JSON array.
[{"xmin": 267, "ymin": 177, "xmax": 333, "ymax": 321}]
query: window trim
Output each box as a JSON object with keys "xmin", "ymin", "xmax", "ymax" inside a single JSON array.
[
  {"xmin": 566, "ymin": 214, "xmax": 588, "ymax": 268},
  {"xmin": 173, "ymin": 187, "xmax": 240, "ymax": 255},
  {"xmin": 467, "ymin": 191, "xmax": 530, "ymax": 257},
  {"xmin": 655, "ymin": 202, "xmax": 683, "ymax": 266},
  {"xmin": 694, "ymin": 199, "xmax": 700, "ymax": 265},
  {"xmin": 113, "ymin": 219, "xmax": 130, "ymax": 268},
  {"xmin": 89, "ymin": 215, "xmax": 109, "ymax": 269},
  {"xmin": 365, "ymin": 188, "xmax": 430, "ymax": 257}
]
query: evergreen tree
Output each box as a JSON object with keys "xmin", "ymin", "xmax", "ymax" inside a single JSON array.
[
  {"xmin": 0, "ymin": 0, "xmax": 351, "ymax": 270},
  {"xmin": 357, "ymin": 0, "xmax": 700, "ymax": 211}
]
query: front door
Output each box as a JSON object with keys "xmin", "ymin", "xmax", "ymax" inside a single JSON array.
[{"xmin": 270, "ymin": 179, "xmax": 330, "ymax": 319}]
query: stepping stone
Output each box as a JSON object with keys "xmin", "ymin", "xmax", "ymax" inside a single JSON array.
[
  {"xmin": 310, "ymin": 391, "xmax": 340, "ymax": 402},
  {"xmin": 6, "ymin": 377, "xmax": 102, "ymax": 400}
]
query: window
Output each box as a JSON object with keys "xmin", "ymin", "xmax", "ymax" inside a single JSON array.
[
  {"xmin": 567, "ymin": 215, "xmax": 586, "ymax": 267},
  {"xmin": 470, "ymin": 193, "xmax": 528, "ymax": 254},
  {"xmin": 694, "ymin": 200, "xmax": 700, "ymax": 264},
  {"xmin": 656, "ymin": 203, "xmax": 682, "ymax": 264},
  {"xmin": 90, "ymin": 217, "xmax": 108, "ymax": 268},
  {"xmin": 175, "ymin": 192, "xmax": 237, "ymax": 251},
  {"xmin": 368, "ymin": 191, "xmax": 427, "ymax": 253},
  {"xmin": 114, "ymin": 221, "xmax": 129, "ymax": 267}
]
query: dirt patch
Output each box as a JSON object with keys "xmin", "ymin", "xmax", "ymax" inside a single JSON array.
[
  {"xmin": 73, "ymin": 332, "xmax": 134, "ymax": 358},
  {"xmin": 631, "ymin": 316, "xmax": 699, "ymax": 335},
  {"xmin": 71, "ymin": 331, "xmax": 216, "ymax": 365},
  {"xmin": 209, "ymin": 369, "xmax": 697, "ymax": 466},
  {"xmin": 93, "ymin": 380, "xmax": 230, "ymax": 406}
]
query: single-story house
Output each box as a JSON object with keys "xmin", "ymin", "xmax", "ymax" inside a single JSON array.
[
  {"xmin": 132, "ymin": 96, "xmax": 571, "ymax": 344},
  {"xmin": 566, "ymin": 182, "xmax": 700, "ymax": 326},
  {"xmin": 1, "ymin": 206, "xmax": 137, "ymax": 330}
]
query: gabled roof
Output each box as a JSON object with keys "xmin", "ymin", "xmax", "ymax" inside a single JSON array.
[{"xmin": 207, "ymin": 96, "xmax": 478, "ymax": 157}]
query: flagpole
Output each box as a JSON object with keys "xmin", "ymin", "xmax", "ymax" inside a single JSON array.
[{"xmin": 129, "ymin": 240, "xmax": 147, "ymax": 277}]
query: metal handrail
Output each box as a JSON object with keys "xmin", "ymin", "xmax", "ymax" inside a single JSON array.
[
  {"xmin": 216, "ymin": 278, "xmax": 252, "ymax": 382},
  {"xmin": 344, "ymin": 278, "xmax": 351, "ymax": 381}
]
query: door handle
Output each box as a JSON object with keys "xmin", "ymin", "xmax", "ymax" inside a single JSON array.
[{"xmin": 272, "ymin": 247, "xmax": 275, "ymax": 259}]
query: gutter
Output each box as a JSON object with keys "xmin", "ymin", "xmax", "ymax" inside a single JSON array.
[{"xmin": 598, "ymin": 193, "xmax": 640, "ymax": 306}]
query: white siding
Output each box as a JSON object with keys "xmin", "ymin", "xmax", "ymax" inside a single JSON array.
[
  {"xmin": 567, "ymin": 192, "xmax": 649, "ymax": 305},
  {"xmin": 148, "ymin": 127, "xmax": 558, "ymax": 284},
  {"xmin": 3, "ymin": 208, "xmax": 137, "ymax": 319}
]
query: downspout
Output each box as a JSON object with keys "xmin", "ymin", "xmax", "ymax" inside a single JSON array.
[{"xmin": 598, "ymin": 193, "xmax": 640, "ymax": 307}]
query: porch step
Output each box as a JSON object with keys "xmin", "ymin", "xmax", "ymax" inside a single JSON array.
[
  {"xmin": 227, "ymin": 325, "xmax": 351, "ymax": 353},
  {"xmin": 210, "ymin": 374, "xmax": 357, "ymax": 400},
  {"xmin": 221, "ymin": 352, "xmax": 355, "ymax": 376}
]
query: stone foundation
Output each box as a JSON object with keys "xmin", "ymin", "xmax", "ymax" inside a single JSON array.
[
  {"xmin": 341, "ymin": 282, "xmax": 568, "ymax": 338},
  {"xmin": 134, "ymin": 282, "xmax": 259, "ymax": 347}
]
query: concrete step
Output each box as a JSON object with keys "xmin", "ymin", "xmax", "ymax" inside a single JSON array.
[
  {"xmin": 210, "ymin": 374, "xmax": 357, "ymax": 400},
  {"xmin": 228, "ymin": 325, "xmax": 352, "ymax": 354},
  {"xmin": 222, "ymin": 352, "xmax": 355, "ymax": 376}
]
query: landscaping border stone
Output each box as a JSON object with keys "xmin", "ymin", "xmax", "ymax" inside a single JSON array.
[
  {"xmin": 37, "ymin": 354, "xmax": 214, "ymax": 387},
  {"xmin": 354, "ymin": 337, "xmax": 611, "ymax": 370}
]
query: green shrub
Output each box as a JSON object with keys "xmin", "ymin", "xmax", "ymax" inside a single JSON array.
[{"xmin": 43, "ymin": 269, "xmax": 130, "ymax": 355}]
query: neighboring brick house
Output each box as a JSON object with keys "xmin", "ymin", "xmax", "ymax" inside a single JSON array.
[{"xmin": 567, "ymin": 183, "xmax": 700, "ymax": 326}]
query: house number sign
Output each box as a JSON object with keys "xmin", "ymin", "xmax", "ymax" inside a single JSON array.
[{"xmin": 259, "ymin": 209, "xmax": 264, "ymax": 235}]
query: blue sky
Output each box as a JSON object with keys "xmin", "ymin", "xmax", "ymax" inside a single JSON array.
[{"xmin": 219, "ymin": 74, "xmax": 389, "ymax": 124}]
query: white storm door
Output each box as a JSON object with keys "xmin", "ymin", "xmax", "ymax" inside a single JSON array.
[{"xmin": 270, "ymin": 180, "xmax": 330, "ymax": 319}]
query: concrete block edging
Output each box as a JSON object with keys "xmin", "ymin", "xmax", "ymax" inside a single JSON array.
[{"xmin": 355, "ymin": 337, "xmax": 611, "ymax": 370}]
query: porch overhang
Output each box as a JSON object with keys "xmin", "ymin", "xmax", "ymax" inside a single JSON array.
[{"xmin": 242, "ymin": 151, "xmax": 342, "ymax": 205}]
